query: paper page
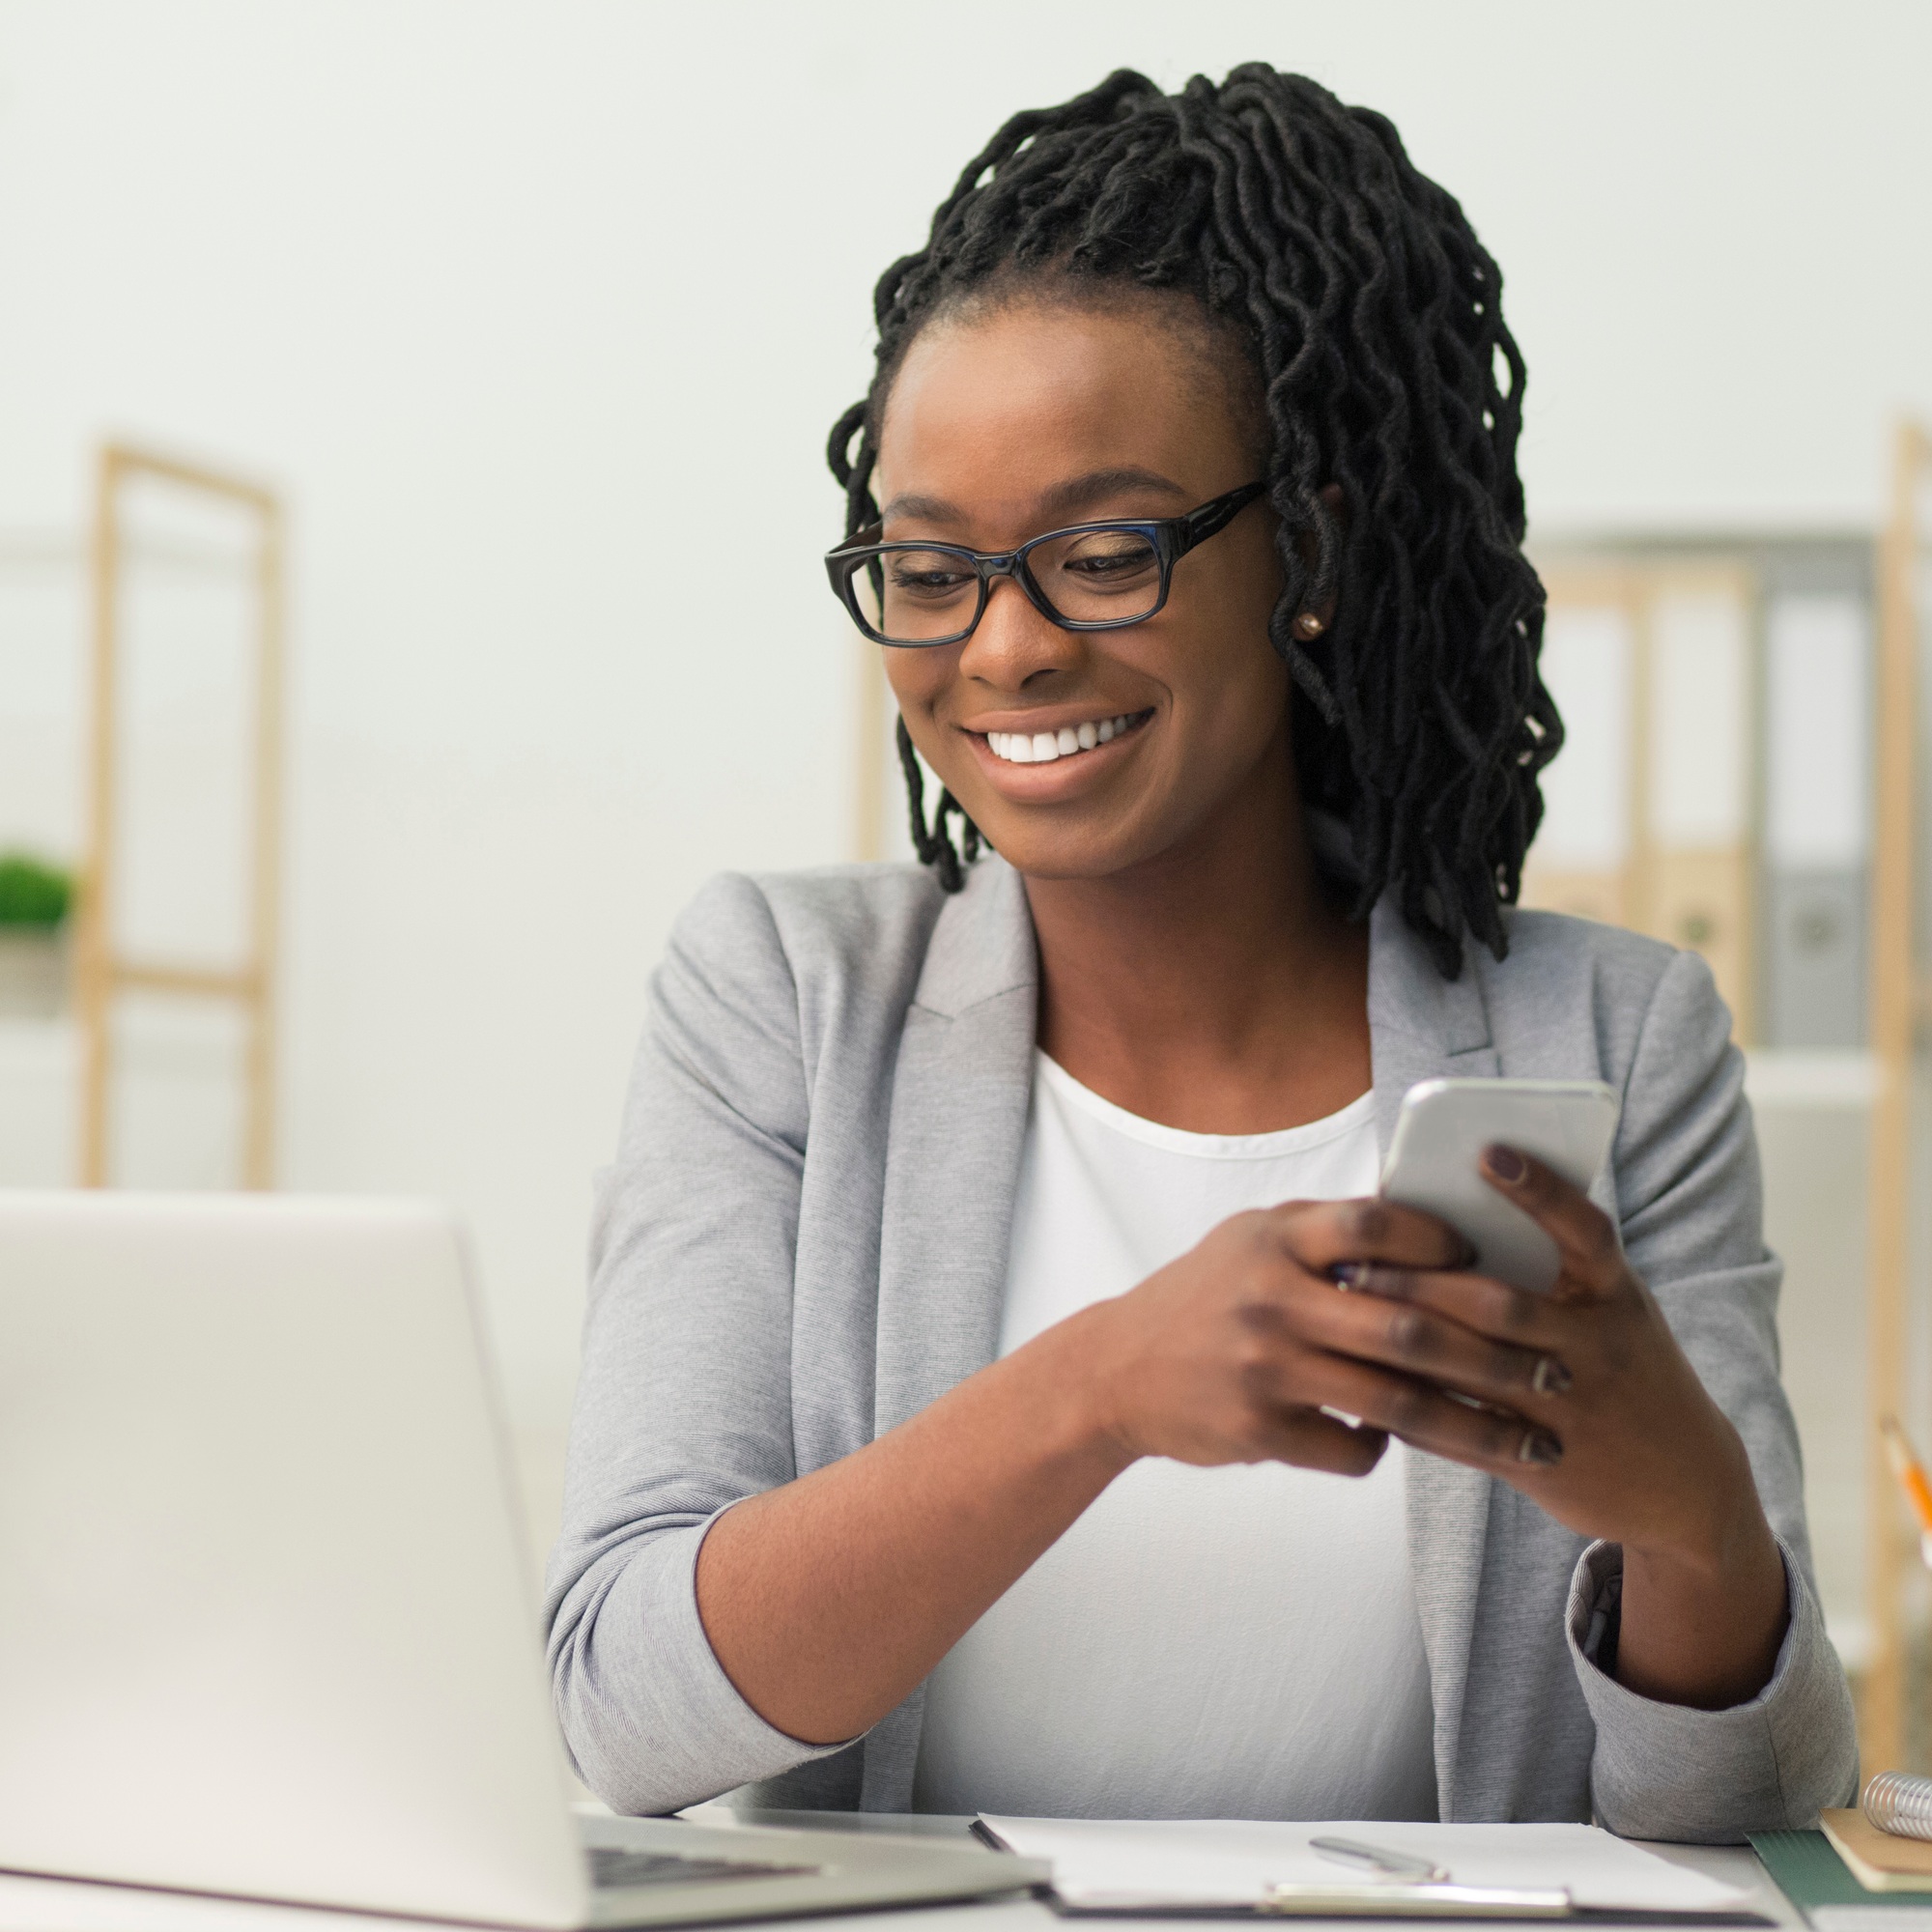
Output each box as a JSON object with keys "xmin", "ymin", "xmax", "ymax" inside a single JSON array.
[{"xmin": 980, "ymin": 1817, "xmax": 1757, "ymax": 1912}]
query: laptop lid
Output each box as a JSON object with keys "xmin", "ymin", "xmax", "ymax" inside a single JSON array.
[{"xmin": 0, "ymin": 1191, "xmax": 590, "ymax": 1928}]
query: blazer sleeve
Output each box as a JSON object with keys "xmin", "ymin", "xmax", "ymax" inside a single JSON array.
[
  {"xmin": 1567, "ymin": 947, "xmax": 1858, "ymax": 1838},
  {"xmin": 541, "ymin": 873, "xmax": 849, "ymax": 1814}
]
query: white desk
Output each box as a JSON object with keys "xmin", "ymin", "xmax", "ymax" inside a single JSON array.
[{"xmin": 0, "ymin": 1821, "xmax": 1800, "ymax": 1932}]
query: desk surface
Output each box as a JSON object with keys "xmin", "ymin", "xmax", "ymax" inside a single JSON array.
[{"xmin": 0, "ymin": 1817, "xmax": 1798, "ymax": 1932}]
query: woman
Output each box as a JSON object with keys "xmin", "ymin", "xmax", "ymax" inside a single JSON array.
[{"xmin": 545, "ymin": 66, "xmax": 1855, "ymax": 1834}]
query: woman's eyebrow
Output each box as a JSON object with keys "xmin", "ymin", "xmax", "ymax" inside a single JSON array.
[
  {"xmin": 880, "ymin": 468, "xmax": 1190, "ymax": 529},
  {"xmin": 878, "ymin": 491, "xmax": 960, "ymax": 525},
  {"xmin": 1041, "ymin": 468, "xmax": 1189, "ymax": 520}
]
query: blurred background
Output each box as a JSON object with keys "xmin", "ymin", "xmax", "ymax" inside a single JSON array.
[{"xmin": 2, "ymin": 0, "xmax": 1930, "ymax": 1765}]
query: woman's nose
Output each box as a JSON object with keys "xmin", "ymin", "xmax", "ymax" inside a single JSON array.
[{"xmin": 957, "ymin": 576, "xmax": 1082, "ymax": 690}]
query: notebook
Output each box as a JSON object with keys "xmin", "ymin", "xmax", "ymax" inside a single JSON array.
[{"xmin": 1821, "ymin": 1814, "xmax": 1932, "ymax": 1892}]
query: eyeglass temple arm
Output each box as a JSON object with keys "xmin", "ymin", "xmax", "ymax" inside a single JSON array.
[{"xmin": 1177, "ymin": 480, "xmax": 1269, "ymax": 554}]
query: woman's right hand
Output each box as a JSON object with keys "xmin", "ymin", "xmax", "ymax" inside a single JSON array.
[{"xmin": 1069, "ymin": 1198, "xmax": 1553, "ymax": 1477}]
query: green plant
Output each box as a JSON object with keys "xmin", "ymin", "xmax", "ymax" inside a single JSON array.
[{"xmin": 0, "ymin": 853, "xmax": 74, "ymax": 929}]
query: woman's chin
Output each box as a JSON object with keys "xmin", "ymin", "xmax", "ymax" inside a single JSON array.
[{"xmin": 957, "ymin": 810, "xmax": 1179, "ymax": 885}]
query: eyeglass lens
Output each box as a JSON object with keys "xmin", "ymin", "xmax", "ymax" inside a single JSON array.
[{"xmin": 852, "ymin": 526, "xmax": 1162, "ymax": 643}]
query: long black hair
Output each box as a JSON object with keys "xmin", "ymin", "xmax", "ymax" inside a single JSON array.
[{"xmin": 828, "ymin": 64, "xmax": 1560, "ymax": 977}]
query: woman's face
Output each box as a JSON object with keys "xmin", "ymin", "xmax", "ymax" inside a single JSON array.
[{"xmin": 874, "ymin": 297, "xmax": 1289, "ymax": 882}]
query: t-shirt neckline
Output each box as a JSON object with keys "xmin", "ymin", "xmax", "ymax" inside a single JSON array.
[{"xmin": 1034, "ymin": 1050, "xmax": 1377, "ymax": 1162}]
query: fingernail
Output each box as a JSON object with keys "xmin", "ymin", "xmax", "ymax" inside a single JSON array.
[
  {"xmin": 1531, "ymin": 1356, "xmax": 1573, "ymax": 1396},
  {"xmin": 1329, "ymin": 1262, "xmax": 1369, "ymax": 1290},
  {"xmin": 1518, "ymin": 1427, "xmax": 1564, "ymax": 1466},
  {"xmin": 1484, "ymin": 1144, "xmax": 1527, "ymax": 1183}
]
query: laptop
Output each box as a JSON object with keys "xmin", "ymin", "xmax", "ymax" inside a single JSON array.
[{"xmin": 0, "ymin": 1191, "xmax": 1047, "ymax": 1927}]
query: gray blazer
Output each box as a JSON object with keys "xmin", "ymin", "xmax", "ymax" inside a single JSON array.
[{"xmin": 544, "ymin": 856, "xmax": 1857, "ymax": 1837}]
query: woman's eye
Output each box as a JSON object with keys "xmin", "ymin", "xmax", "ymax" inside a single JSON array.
[
  {"xmin": 887, "ymin": 555, "xmax": 974, "ymax": 600},
  {"xmin": 1060, "ymin": 536, "xmax": 1158, "ymax": 581}
]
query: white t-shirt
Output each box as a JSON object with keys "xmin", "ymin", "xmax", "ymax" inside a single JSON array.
[{"xmin": 911, "ymin": 1052, "xmax": 1438, "ymax": 1821}]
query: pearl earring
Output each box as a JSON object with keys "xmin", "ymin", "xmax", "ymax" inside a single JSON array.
[{"xmin": 1293, "ymin": 611, "xmax": 1325, "ymax": 639}]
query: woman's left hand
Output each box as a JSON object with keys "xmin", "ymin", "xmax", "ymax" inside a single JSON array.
[{"xmin": 1327, "ymin": 1146, "xmax": 1790, "ymax": 1710}]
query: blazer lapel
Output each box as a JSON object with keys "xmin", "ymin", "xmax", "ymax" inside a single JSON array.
[
  {"xmin": 1368, "ymin": 901, "xmax": 1501, "ymax": 1819},
  {"xmin": 873, "ymin": 855, "xmax": 1038, "ymax": 1439},
  {"xmin": 864, "ymin": 858, "xmax": 1037, "ymax": 1809}
]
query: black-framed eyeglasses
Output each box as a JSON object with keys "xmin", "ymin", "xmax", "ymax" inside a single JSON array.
[{"xmin": 824, "ymin": 480, "xmax": 1267, "ymax": 648}]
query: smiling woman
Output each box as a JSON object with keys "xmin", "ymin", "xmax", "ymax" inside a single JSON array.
[{"xmin": 543, "ymin": 64, "xmax": 1855, "ymax": 1833}]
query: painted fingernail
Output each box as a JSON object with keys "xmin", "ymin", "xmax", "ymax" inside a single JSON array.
[
  {"xmin": 1329, "ymin": 1262, "xmax": 1369, "ymax": 1290},
  {"xmin": 1484, "ymin": 1144, "xmax": 1527, "ymax": 1183},
  {"xmin": 1531, "ymin": 1356, "xmax": 1573, "ymax": 1396},
  {"xmin": 1518, "ymin": 1427, "xmax": 1564, "ymax": 1466}
]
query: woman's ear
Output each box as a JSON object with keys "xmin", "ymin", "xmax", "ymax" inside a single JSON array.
[{"xmin": 1292, "ymin": 483, "xmax": 1347, "ymax": 633}]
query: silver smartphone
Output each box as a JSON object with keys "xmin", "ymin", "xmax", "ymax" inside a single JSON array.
[{"xmin": 1378, "ymin": 1077, "xmax": 1621, "ymax": 1293}]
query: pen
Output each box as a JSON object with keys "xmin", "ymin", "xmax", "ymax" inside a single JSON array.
[
  {"xmin": 1880, "ymin": 1416, "xmax": 1932, "ymax": 1570},
  {"xmin": 1309, "ymin": 1836, "xmax": 1451, "ymax": 1885}
]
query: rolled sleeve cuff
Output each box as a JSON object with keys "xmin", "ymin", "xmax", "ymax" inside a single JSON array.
[
  {"xmin": 1563, "ymin": 1535, "xmax": 1859, "ymax": 1841},
  {"xmin": 554, "ymin": 1506, "xmax": 857, "ymax": 1815}
]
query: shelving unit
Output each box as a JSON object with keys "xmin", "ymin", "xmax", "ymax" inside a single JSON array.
[{"xmin": 55, "ymin": 442, "xmax": 286, "ymax": 1189}]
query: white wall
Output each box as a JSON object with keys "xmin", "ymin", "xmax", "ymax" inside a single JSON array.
[{"xmin": 1, "ymin": 0, "xmax": 1928, "ymax": 1495}]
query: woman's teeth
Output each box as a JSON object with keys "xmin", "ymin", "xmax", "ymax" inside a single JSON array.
[{"xmin": 985, "ymin": 714, "xmax": 1139, "ymax": 765}]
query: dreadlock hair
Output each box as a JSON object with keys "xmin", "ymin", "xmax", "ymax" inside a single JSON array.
[{"xmin": 827, "ymin": 64, "xmax": 1560, "ymax": 978}]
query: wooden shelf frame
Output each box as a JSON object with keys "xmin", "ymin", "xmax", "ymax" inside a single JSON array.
[
  {"xmin": 72, "ymin": 443, "xmax": 285, "ymax": 1190},
  {"xmin": 1862, "ymin": 418, "xmax": 1932, "ymax": 1774}
]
